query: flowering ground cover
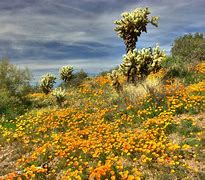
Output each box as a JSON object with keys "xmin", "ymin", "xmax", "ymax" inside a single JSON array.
[{"xmin": 0, "ymin": 62, "xmax": 204, "ymax": 179}]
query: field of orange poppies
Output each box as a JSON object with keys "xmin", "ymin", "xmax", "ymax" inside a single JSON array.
[{"xmin": 0, "ymin": 62, "xmax": 204, "ymax": 179}]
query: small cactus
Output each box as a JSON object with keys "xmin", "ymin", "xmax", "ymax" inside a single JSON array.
[
  {"xmin": 51, "ymin": 87, "xmax": 66, "ymax": 106},
  {"xmin": 40, "ymin": 73, "xmax": 56, "ymax": 94},
  {"xmin": 108, "ymin": 70, "xmax": 122, "ymax": 92},
  {"xmin": 59, "ymin": 65, "xmax": 73, "ymax": 82}
]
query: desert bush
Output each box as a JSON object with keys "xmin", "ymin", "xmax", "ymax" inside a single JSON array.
[
  {"xmin": 0, "ymin": 59, "xmax": 32, "ymax": 120},
  {"xmin": 27, "ymin": 93, "xmax": 54, "ymax": 108},
  {"xmin": 162, "ymin": 56, "xmax": 189, "ymax": 78},
  {"xmin": 171, "ymin": 33, "xmax": 205, "ymax": 63},
  {"xmin": 0, "ymin": 59, "xmax": 32, "ymax": 96},
  {"xmin": 62, "ymin": 69, "xmax": 88, "ymax": 87},
  {"xmin": 39, "ymin": 73, "xmax": 56, "ymax": 94},
  {"xmin": 122, "ymin": 73, "xmax": 163, "ymax": 105},
  {"xmin": 162, "ymin": 56, "xmax": 204, "ymax": 84},
  {"xmin": 0, "ymin": 88, "xmax": 31, "ymax": 120}
]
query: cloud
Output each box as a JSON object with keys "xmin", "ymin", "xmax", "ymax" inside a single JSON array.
[
  {"xmin": 0, "ymin": 0, "xmax": 204, "ymax": 81},
  {"xmin": 15, "ymin": 57, "xmax": 122, "ymax": 83}
]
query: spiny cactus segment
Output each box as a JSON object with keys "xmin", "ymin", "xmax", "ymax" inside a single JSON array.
[
  {"xmin": 60, "ymin": 65, "xmax": 73, "ymax": 82},
  {"xmin": 114, "ymin": 7, "xmax": 159, "ymax": 52},
  {"xmin": 119, "ymin": 45, "xmax": 166, "ymax": 83},
  {"xmin": 40, "ymin": 73, "xmax": 56, "ymax": 94},
  {"xmin": 108, "ymin": 70, "xmax": 122, "ymax": 92},
  {"xmin": 51, "ymin": 87, "xmax": 66, "ymax": 106}
]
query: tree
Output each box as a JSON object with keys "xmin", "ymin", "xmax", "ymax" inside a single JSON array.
[
  {"xmin": 0, "ymin": 59, "xmax": 31, "ymax": 96},
  {"xmin": 171, "ymin": 33, "xmax": 205, "ymax": 62},
  {"xmin": 0, "ymin": 59, "xmax": 32, "ymax": 119},
  {"xmin": 114, "ymin": 7, "xmax": 159, "ymax": 53},
  {"xmin": 61, "ymin": 69, "xmax": 88, "ymax": 87}
]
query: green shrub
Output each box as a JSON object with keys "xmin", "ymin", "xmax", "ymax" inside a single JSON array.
[
  {"xmin": 0, "ymin": 59, "xmax": 32, "ymax": 96},
  {"xmin": 0, "ymin": 88, "xmax": 30, "ymax": 120},
  {"xmin": 171, "ymin": 33, "xmax": 205, "ymax": 63},
  {"xmin": 179, "ymin": 119, "xmax": 202, "ymax": 136},
  {"xmin": 162, "ymin": 56, "xmax": 189, "ymax": 78},
  {"xmin": 62, "ymin": 69, "xmax": 88, "ymax": 87},
  {"xmin": 0, "ymin": 59, "xmax": 32, "ymax": 120},
  {"xmin": 162, "ymin": 56, "xmax": 205, "ymax": 84}
]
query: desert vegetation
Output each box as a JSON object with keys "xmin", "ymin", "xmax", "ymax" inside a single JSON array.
[{"xmin": 0, "ymin": 7, "xmax": 204, "ymax": 180}]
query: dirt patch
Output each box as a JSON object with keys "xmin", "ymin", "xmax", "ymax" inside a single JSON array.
[
  {"xmin": 176, "ymin": 113, "xmax": 205, "ymax": 127},
  {"xmin": 0, "ymin": 144, "xmax": 19, "ymax": 176}
]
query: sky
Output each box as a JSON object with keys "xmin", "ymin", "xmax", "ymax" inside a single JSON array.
[{"xmin": 0, "ymin": 0, "xmax": 204, "ymax": 82}]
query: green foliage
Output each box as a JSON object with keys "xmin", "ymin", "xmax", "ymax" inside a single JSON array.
[
  {"xmin": 0, "ymin": 90, "xmax": 31, "ymax": 120},
  {"xmin": 0, "ymin": 59, "xmax": 31, "ymax": 96},
  {"xmin": 165, "ymin": 123, "xmax": 177, "ymax": 134},
  {"xmin": 59, "ymin": 65, "xmax": 73, "ymax": 82},
  {"xmin": 119, "ymin": 45, "xmax": 166, "ymax": 83},
  {"xmin": 114, "ymin": 7, "xmax": 159, "ymax": 52},
  {"xmin": 39, "ymin": 73, "xmax": 56, "ymax": 94},
  {"xmin": 171, "ymin": 33, "xmax": 205, "ymax": 62},
  {"xmin": 182, "ymin": 71, "xmax": 205, "ymax": 85},
  {"xmin": 162, "ymin": 56, "xmax": 189, "ymax": 78},
  {"xmin": 181, "ymin": 138, "xmax": 201, "ymax": 146},
  {"xmin": 0, "ymin": 59, "xmax": 32, "ymax": 120},
  {"xmin": 179, "ymin": 119, "xmax": 202, "ymax": 136},
  {"xmin": 162, "ymin": 56, "xmax": 205, "ymax": 85},
  {"xmin": 63, "ymin": 69, "xmax": 88, "ymax": 87},
  {"xmin": 73, "ymin": 69, "xmax": 88, "ymax": 82}
]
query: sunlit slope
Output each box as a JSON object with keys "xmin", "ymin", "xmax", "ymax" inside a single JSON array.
[{"xmin": 1, "ymin": 63, "xmax": 205, "ymax": 179}]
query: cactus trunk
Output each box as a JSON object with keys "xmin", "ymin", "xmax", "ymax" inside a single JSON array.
[{"xmin": 125, "ymin": 35, "xmax": 137, "ymax": 53}]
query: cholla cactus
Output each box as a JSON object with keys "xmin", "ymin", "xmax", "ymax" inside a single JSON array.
[
  {"xmin": 59, "ymin": 65, "xmax": 73, "ymax": 82},
  {"xmin": 51, "ymin": 87, "xmax": 66, "ymax": 106},
  {"xmin": 119, "ymin": 45, "xmax": 166, "ymax": 83},
  {"xmin": 108, "ymin": 70, "xmax": 122, "ymax": 92},
  {"xmin": 114, "ymin": 7, "xmax": 159, "ymax": 52},
  {"xmin": 40, "ymin": 73, "xmax": 56, "ymax": 94}
]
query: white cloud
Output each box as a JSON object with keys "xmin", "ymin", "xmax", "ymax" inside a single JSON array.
[{"xmin": 0, "ymin": 0, "xmax": 204, "ymax": 80}]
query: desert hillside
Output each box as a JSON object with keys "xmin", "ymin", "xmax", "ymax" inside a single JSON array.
[{"xmin": 0, "ymin": 61, "xmax": 204, "ymax": 179}]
